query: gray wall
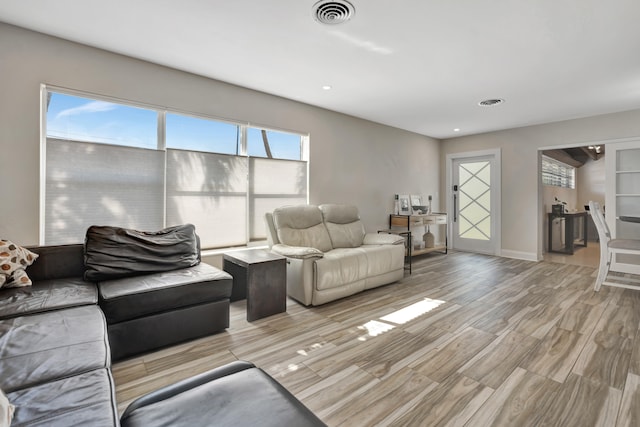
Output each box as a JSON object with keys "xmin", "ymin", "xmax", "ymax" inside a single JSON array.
[
  {"xmin": 5, "ymin": 22, "xmax": 639, "ymax": 263},
  {"xmin": 577, "ymin": 157, "xmax": 605, "ymax": 210},
  {"xmin": 0, "ymin": 23, "xmax": 440, "ymax": 251},
  {"xmin": 441, "ymin": 109, "xmax": 640, "ymax": 260}
]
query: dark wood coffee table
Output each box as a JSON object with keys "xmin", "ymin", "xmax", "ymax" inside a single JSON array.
[{"xmin": 222, "ymin": 249, "xmax": 286, "ymax": 322}]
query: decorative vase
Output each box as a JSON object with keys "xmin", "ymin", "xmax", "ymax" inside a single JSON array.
[{"xmin": 423, "ymin": 230, "xmax": 435, "ymax": 248}]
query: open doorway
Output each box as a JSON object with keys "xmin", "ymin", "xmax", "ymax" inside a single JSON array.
[{"xmin": 538, "ymin": 145, "xmax": 604, "ymax": 267}]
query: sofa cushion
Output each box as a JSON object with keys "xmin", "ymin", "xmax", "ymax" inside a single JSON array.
[
  {"xmin": 314, "ymin": 248, "xmax": 368, "ymax": 291},
  {"xmin": 0, "ymin": 305, "xmax": 110, "ymax": 393},
  {"xmin": 27, "ymin": 245, "xmax": 86, "ymax": 282},
  {"xmin": 7, "ymin": 369, "xmax": 118, "ymax": 427},
  {"xmin": 0, "ymin": 240, "xmax": 39, "ymax": 289},
  {"xmin": 273, "ymin": 205, "xmax": 333, "ymax": 252},
  {"xmin": 84, "ymin": 224, "xmax": 201, "ymax": 281},
  {"xmin": 0, "ymin": 278, "xmax": 98, "ymax": 320},
  {"xmin": 98, "ymin": 263, "xmax": 232, "ymax": 324},
  {"xmin": 319, "ymin": 204, "xmax": 366, "ymax": 248}
]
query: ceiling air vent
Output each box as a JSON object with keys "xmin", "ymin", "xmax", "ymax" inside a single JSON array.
[
  {"xmin": 478, "ymin": 98, "xmax": 505, "ymax": 107},
  {"xmin": 313, "ymin": 0, "xmax": 355, "ymax": 25}
]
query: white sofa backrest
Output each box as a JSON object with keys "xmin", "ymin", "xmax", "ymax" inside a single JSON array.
[
  {"xmin": 319, "ymin": 204, "xmax": 366, "ymax": 248},
  {"xmin": 272, "ymin": 205, "xmax": 333, "ymax": 252}
]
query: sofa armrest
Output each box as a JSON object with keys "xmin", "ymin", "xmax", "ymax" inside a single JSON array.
[
  {"xmin": 363, "ymin": 233, "xmax": 405, "ymax": 245},
  {"xmin": 272, "ymin": 244, "xmax": 324, "ymax": 259},
  {"xmin": 121, "ymin": 360, "xmax": 326, "ymax": 427},
  {"xmin": 122, "ymin": 361, "xmax": 256, "ymax": 420}
]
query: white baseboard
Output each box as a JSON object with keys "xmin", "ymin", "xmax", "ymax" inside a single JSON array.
[{"xmin": 500, "ymin": 249, "xmax": 540, "ymax": 262}]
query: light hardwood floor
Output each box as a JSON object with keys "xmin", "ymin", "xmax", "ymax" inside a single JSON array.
[
  {"xmin": 543, "ymin": 242, "xmax": 600, "ymax": 269},
  {"xmin": 113, "ymin": 252, "xmax": 640, "ymax": 426}
]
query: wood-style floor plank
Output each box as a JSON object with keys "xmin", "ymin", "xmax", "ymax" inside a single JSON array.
[
  {"xmin": 112, "ymin": 251, "xmax": 640, "ymax": 425},
  {"xmin": 387, "ymin": 373, "xmax": 492, "ymax": 427},
  {"xmin": 540, "ymin": 373, "xmax": 622, "ymax": 427},
  {"xmin": 617, "ymin": 373, "xmax": 640, "ymax": 427},
  {"xmin": 460, "ymin": 330, "xmax": 539, "ymax": 389},
  {"xmin": 465, "ymin": 367, "xmax": 561, "ymax": 427},
  {"xmin": 520, "ymin": 325, "xmax": 591, "ymax": 383}
]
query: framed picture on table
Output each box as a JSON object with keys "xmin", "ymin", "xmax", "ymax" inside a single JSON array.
[
  {"xmin": 410, "ymin": 194, "xmax": 422, "ymax": 208},
  {"xmin": 398, "ymin": 194, "xmax": 411, "ymax": 215}
]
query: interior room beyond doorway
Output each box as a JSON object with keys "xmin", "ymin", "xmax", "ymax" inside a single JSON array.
[
  {"xmin": 540, "ymin": 145, "xmax": 604, "ymax": 268},
  {"xmin": 543, "ymin": 241, "xmax": 600, "ymax": 267}
]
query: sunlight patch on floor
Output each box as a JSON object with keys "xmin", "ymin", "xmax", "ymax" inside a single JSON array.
[
  {"xmin": 381, "ymin": 298, "xmax": 446, "ymax": 325},
  {"xmin": 355, "ymin": 297, "xmax": 447, "ymax": 342},
  {"xmin": 358, "ymin": 320, "xmax": 395, "ymax": 339}
]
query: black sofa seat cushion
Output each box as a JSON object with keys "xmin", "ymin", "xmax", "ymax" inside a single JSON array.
[
  {"xmin": 98, "ymin": 263, "xmax": 232, "ymax": 324},
  {"xmin": 7, "ymin": 368, "xmax": 118, "ymax": 427},
  {"xmin": 120, "ymin": 360, "xmax": 326, "ymax": 427},
  {"xmin": 0, "ymin": 278, "xmax": 98, "ymax": 320},
  {"xmin": 0, "ymin": 305, "xmax": 110, "ymax": 393}
]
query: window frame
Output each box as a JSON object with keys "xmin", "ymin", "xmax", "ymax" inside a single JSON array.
[
  {"xmin": 541, "ymin": 155, "xmax": 576, "ymax": 189},
  {"xmin": 41, "ymin": 85, "xmax": 309, "ymax": 248},
  {"xmin": 165, "ymin": 110, "xmax": 245, "ymax": 155}
]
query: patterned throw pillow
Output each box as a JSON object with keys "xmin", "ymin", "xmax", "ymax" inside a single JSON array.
[{"xmin": 0, "ymin": 239, "xmax": 39, "ymax": 289}]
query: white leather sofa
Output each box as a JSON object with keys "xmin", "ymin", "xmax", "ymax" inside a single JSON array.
[{"xmin": 265, "ymin": 204, "xmax": 405, "ymax": 306}]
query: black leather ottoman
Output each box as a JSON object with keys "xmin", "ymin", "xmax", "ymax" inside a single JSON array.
[
  {"xmin": 120, "ymin": 361, "xmax": 326, "ymax": 427},
  {"xmin": 98, "ymin": 263, "xmax": 233, "ymax": 361}
]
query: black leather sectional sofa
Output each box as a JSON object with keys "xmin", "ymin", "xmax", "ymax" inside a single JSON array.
[
  {"xmin": 1, "ymin": 237, "xmax": 327, "ymax": 426},
  {"xmin": 0, "ymin": 243, "xmax": 233, "ymax": 426}
]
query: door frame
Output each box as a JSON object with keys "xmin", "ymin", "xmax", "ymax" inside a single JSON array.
[
  {"xmin": 605, "ymin": 138, "xmax": 640, "ymax": 274},
  {"xmin": 537, "ymin": 136, "xmax": 640, "ymax": 263},
  {"xmin": 446, "ymin": 148, "xmax": 502, "ymax": 255}
]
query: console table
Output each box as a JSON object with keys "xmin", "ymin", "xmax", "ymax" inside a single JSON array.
[
  {"xmin": 222, "ymin": 249, "xmax": 286, "ymax": 322},
  {"xmin": 547, "ymin": 211, "xmax": 588, "ymax": 254},
  {"xmin": 388, "ymin": 213, "xmax": 448, "ymax": 256}
]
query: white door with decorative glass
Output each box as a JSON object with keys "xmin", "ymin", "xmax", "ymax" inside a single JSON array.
[
  {"xmin": 605, "ymin": 139, "xmax": 640, "ymax": 275},
  {"xmin": 450, "ymin": 152, "xmax": 500, "ymax": 255}
]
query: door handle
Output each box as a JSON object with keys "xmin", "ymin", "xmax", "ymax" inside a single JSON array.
[
  {"xmin": 453, "ymin": 194, "xmax": 457, "ymax": 222},
  {"xmin": 452, "ymin": 184, "xmax": 458, "ymax": 223}
]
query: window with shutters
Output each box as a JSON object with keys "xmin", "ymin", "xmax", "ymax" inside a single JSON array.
[{"xmin": 44, "ymin": 89, "xmax": 308, "ymax": 248}]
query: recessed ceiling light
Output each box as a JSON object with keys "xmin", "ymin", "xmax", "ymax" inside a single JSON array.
[
  {"xmin": 478, "ymin": 98, "xmax": 505, "ymax": 107},
  {"xmin": 453, "ymin": 128, "xmax": 461, "ymax": 132},
  {"xmin": 322, "ymin": 85, "xmax": 332, "ymax": 90}
]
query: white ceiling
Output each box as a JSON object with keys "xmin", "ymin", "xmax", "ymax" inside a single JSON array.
[{"xmin": 2, "ymin": 0, "xmax": 640, "ymax": 139}]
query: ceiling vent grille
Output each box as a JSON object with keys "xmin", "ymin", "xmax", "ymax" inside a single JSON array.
[
  {"xmin": 313, "ymin": 0, "xmax": 355, "ymax": 25},
  {"xmin": 478, "ymin": 98, "xmax": 505, "ymax": 107}
]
